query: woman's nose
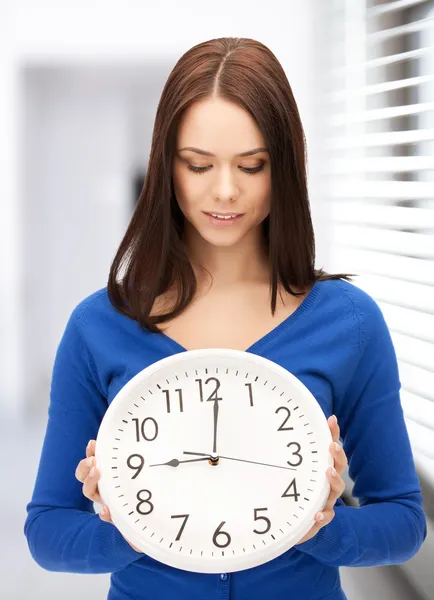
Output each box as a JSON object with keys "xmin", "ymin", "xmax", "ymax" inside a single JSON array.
[{"xmin": 213, "ymin": 167, "xmax": 239, "ymax": 202}]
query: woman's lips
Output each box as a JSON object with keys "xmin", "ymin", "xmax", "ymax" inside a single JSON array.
[{"xmin": 203, "ymin": 212, "xmax": 244, "ymax": 227}]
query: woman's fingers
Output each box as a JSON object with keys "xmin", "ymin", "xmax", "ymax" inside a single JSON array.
[
  {"xmin": 316, "ymin": 416, "xmax": 347, "ymax": 521},
  {"xmin": 75, "ymin": 442, "xmax": 96, "ymax": 483},
  {"xmin": 328, "ymin": 415, "xmax": 340, "ymax": 443},
  {"xmin": 81, "ymin": 461, "xmax": 102, "ymax": 505},
  {"xmin": 326, "ymin": 466, "xmax": 346, "ymax": 507},
  {"xmin": 315, "ymin": 468, "xmax": 346, "ymax": 527},
  {"xmin": 75, "ymin": 456, "xmax": 92, "ymax": 482},
  {"xmin": 75, "ymin": 439, "xmax": 103, "ymax": 505},
  {"xmin": 74, "ymin": 440, "xmax": 115, "ymax": 527},
  {"xmin": 330, "ymin": 440, "xmax": 348, "ymax": 475},
  {"xmin": 86, "ymin": 439, "xmax": 95, "ymax": 459},
  {"xmin": 328, "ymin": 416, "xmax": 348, "ymax": 476},
  {"xmin": 99, "ymin": 503, "xmax": 113, "ymax": 524}
]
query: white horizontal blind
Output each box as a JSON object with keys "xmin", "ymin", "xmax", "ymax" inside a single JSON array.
[{"xmin": 315, "ymin": 0, "xmax": 434, "ymax": 485}]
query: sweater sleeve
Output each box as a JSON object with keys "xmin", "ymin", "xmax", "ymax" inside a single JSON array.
[
  {"xmin": 24, "ymin": 304, "xmax": 144, "ymax": 574},
  {"xmin": 294, "ymin": 287, "xmax": 428, "ymax": 567}
]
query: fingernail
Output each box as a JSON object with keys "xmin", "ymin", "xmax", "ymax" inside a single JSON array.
[
  {"xmin": 331, "ymin": 415, "xmax": 337, "ymax": 425},
  {"xmin": 318, "ymin": 513, "xmax": 325, "ymax": 521},
  {"xmin": 100, "ymin": 506, "xmax": 105, "ymax": 517},
  {"xmin": 331, "ymin": 467, "xmax": 337, "ymax": 478},
  {"xmin": 86, "ymin": 457, "xmax": 93, "ymax": 467},
  {"xmin": 89, "ymin": 467, "xmax": 95, "ymax": 478},
  {"xmin": 334, "ymin": 442, "xmax": 341, "ymax": 452}
]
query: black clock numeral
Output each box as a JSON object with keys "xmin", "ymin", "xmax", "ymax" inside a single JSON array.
[
  {"xmin": 171, "ymin": 514, "xmax": 190, "ymax": 541},
  {"xmin": 275, "ymin": 406, "xmax": 294, "ymax": 431},
  {"xmin": 195, "ymin": 378, "xmax": 204, "ymax": 402},
  {"xmin": 253, "ymin": 508, "xmax": 271, "ymax": 534},
  {"xmin": 196, "ymin": 377, "xmax": 222, "ymax": 402},
  {"xmin": 162, "ymin": 388, "xmax": 184, "ymax": 413},
  {"xmin": 287, "ymin": 441, "xmax": 303, "ymax": 467},
  {"xmin": 127, "ymin": 453, "xmax": 144, "ymax": 479},
  {"xmin": 245, "ymin": 382, "xmax": 254, "ymax": 407},
  {"xmin": 136, "ymin": 489, "xmax": 154, "ymax": 515},
  {"xmin": 212, "ymin": 520, "xmax": 232, "ymax": 548},
  {"xmin": 282, "ymin": 477, "xmax": 301, "ymax": 502},
  {"xmin": 132, "ymin": 417, "xmax": 158, "ymax": 442}
]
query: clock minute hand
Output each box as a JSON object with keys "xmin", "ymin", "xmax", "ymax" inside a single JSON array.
[
  {"xmin": 212, "ymin": 399, "xmax": 219, "ymax": 455},
  {"xmin": 183, "ymin": 451, "xmax": 297, "ymax": 471}
]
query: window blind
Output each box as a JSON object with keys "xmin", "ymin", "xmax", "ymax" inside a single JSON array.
[{"xmin": 314, "ymin": 0, "xmax": 434, "ymax": 486}]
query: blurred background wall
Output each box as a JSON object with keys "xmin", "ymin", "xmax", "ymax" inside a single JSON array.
[{"xmin": 0, "ymin": 0, "xmax": 432, "ymax": 599}]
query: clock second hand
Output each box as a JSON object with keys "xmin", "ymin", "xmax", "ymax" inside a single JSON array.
[{"xmin": 183, "ymin": 451, "xmax": 297, "ymax": 471}]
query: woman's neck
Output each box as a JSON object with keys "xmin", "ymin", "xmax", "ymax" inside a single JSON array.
[{"xmin": 185, "ymin": 231, "xmax": 270, "ymax": 290}]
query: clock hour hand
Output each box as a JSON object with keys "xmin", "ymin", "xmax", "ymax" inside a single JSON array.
[
  {"xmin": 149, "ymin": 457, "xmax": 211, "ymax": 468},
  {"xmin": 183, "ymin": 451, "xmax": 297, "ymax": 471}
]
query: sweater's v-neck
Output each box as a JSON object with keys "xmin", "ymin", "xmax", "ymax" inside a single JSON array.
[{"xmin": 154, "ymin": 280, "xmax": 321, "ymax": 355}]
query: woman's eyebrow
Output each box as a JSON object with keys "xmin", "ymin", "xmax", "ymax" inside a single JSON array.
[{"xmin": 177, "ymin": 147, "xmax": 269, "ymax": 157}]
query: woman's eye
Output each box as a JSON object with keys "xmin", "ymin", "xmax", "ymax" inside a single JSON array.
[
  {"xmin": 243, "ymin": 164, "xmax": 265, "ymax": 175},
  {"xmin": 187, "ymin": 165, "xmax": 210, "ymax": 174},
  {"xmin": 187, "ymin": 164, "xmax": 265, "ymax": 175}
]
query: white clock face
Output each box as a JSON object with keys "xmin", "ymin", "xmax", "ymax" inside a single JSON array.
[{"xmin": 96, "ymin": 349, "xmax": 333, "ymax": 573}]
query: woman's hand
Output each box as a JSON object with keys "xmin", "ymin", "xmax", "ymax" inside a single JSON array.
[
  {"xmin": 75, "ymin": 439, "xmax": 142, "ymax": 553},
  {"xmin": 295, "ymin": 414, "xmax": 348, "ymax": 546}
]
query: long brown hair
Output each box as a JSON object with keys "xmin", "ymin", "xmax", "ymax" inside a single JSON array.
[{"xmin": 107, "ymin": 37, "xmax": 355, "ymax": 333}]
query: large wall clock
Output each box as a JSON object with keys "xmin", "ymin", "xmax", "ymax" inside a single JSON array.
[{"xmin": 95, "ymin": 348, "xmax": 333, "ymax": 573}]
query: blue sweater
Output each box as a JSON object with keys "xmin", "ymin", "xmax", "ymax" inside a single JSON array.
[{"xmin": 24, "ymin": 278, "xmax": 427, "ymax": 600}]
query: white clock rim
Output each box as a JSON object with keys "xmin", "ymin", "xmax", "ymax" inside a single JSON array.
[{"xmin": 95, "ymin": 348, "xmax": 334, "ymax": 573}]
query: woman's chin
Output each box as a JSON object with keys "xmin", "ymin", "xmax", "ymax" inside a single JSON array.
[
  {"xmin": 183, "ymin": 217, "xmax": 248, "ymax": 248},
  {"xmin": 199, "ymin": 227, "xmax": 245, "ymax": 247}
]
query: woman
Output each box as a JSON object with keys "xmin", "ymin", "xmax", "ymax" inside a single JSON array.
[{"xmin": 24, "ymin": 37, "xmax": 427, "ymax": 600}]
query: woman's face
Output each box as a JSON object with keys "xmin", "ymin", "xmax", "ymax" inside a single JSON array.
[{"xmin": 172, "ymin": 97, "xmax": 271, "ymax": 248}]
